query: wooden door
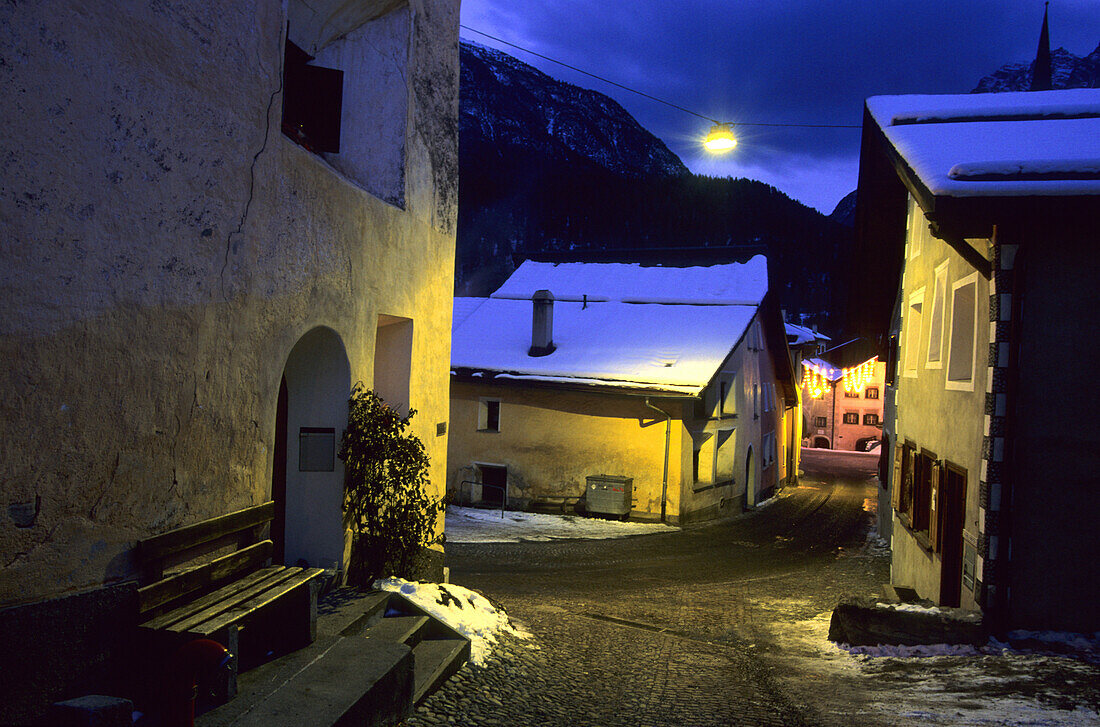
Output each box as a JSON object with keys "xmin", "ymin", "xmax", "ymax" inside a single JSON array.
[{"xmin": 938, "ymin": 462, "xmax": 967, "ymax": 607}]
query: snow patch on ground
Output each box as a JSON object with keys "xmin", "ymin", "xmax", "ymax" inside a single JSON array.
[
  {"xmin": 374, "ymin": 578, "xmax": 531, "ymax": 666},
  {"xmin": 445, "ymin": 505, "xmax": 678, "ymax": 543},
  {"xmin": 772, "ymin": 610, "xmax": 1100, "ymax": 726}
]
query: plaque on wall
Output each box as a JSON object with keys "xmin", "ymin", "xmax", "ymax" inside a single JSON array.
[{"xmin": 299, "ymin": 427, "xmax": 336, "ymax": 472}]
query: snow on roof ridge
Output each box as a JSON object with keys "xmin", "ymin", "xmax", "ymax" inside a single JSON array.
[
  {"xmin": 890, "ymin": 104, "xmax": 1100, "ymax": 127},
  {"xmin": 948, "ymin": 158, "xmax": 1100, "ymax": 181},
  {"xmin": 491, "ymin": 256, "xmax": 769, "ymax": 305}
]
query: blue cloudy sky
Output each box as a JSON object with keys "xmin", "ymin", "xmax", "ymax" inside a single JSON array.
[{"xmin": 459, "ymin": 0, "xmax": 1100, "ymax": 214}]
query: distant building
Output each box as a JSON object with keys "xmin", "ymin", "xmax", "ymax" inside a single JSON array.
[
  {"xmin": 800, "ymin": 357, "xmax": 885, "ymax": 451},
  {"xmin": 854, "ymin": 88, "xmax": 1100, "ymax": 633},
  {"xmin": 0, "ymin": 0, "xmax": 459, "ymax": 720},
  {"xmin": 448, "ymin": 257, "xmax": 799, "ymax": 524}
]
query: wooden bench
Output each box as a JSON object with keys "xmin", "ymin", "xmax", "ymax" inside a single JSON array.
[{"xmin": 135, "ymin": 501, "xmax": 325, "ymax": 701}]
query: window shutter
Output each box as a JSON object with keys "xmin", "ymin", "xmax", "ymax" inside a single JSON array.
[
  {"xmin": 929, "ymin": 461, "xmax": 942, "ymax": 551},
  {"xmin": 282, "ymin": 40, "xmax": 344, "ymax": 153},
  {"xmin": 890, "ymin": 441, "xmax": 903, "ymax": 510}
]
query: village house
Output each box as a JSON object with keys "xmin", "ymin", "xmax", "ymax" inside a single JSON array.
[
  {"xmin": 447, "ymin": 257, "xmax": 799, "ymax": 524},
  {"xmin": 0, "ymin": 0, "xmax": 459, "ymax": 720},
  {"xmin": 854, "ymin": 88, "xmax": 1100, "ymax": 633},
  {"xmin": 800, "ymin": 356, "xmax": 886, "ymax": 451}
]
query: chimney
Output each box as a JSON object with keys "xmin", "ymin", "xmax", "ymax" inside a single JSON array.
[{"xmin": 529, "ymin": 289, "xmax": 556, "ymax": 357}]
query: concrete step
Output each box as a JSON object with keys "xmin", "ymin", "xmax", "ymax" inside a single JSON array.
[
  {"xmin": 411, "ymin": 638, "xmax": 471, "ymax": 706},
  {"xmin": 194, "ymin": 588, "xmax": 469, "ymax": 727},
  {"xmin": 205, "ymin": 635, "xmax": 412, "ymax": 727},
  {"xmin": 363, "ymin": 614, "xmax": 429, "ymax": 647}
]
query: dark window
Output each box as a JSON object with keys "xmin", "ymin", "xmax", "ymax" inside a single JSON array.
[
  {"xmin": 863, "ymin": 413, "xmax": 880, "ymax": 426},
  {"xmin": 282, "ymin": 39, "xmax": 344, "ymax": 153},
  {"xmin": 865, "ymin": 387, "xmax": 880, "ymax": 400},
  {"xmin": 814, "ymin": 416, "xmax": 827, "ymax": 428},
  {"xmin": 478, "ymin": 399, "xmax": 501, "ymax": 432},
  {"xmin": 886, "ymin": 334, "xmax": 898, "ymax": 386},
  {"xmin": 843, "ymin": 412, "xmax": 859, "ymax": 425}
]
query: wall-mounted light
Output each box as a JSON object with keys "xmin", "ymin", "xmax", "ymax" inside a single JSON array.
[{"xmin": 703, "ymin": 122, "xmax": 737, "ymax": 153}]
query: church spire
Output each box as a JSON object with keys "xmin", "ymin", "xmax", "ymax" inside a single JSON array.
[{"xmin": 1030, "ymin": 2, "xmax": 1053, "ymax": 91}]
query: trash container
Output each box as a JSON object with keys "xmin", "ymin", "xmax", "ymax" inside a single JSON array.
[{"xmin": 586, "ymin": 475, "xmax": 633, "ymax": 516}]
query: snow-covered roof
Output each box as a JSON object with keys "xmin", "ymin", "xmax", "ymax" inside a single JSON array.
[
  {"xmin": 785, "ymin": 322, "xmax": 830, "ymax": 346},
  {"xmin": 866, "ymin": 89, "xmax": 1100, "ymax": 198},
  {"xmin": 490, "ymin": 256, "xmax": 768, "ymax": 306},
  {"xmin": 452, "ymin": 296, "xmax": 486, "ymax": 329},
  {"xmin": 451, "ymin": 297, "xmax": 757, "ymax": 395},
  {"xmin": 802, "ymin": 357, "xmax": 843, "ymax": 382}
]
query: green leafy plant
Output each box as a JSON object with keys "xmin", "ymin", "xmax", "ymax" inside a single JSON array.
[{"xmin": 338, "ymin": 383, "xmax": 442, "ymax": 586}]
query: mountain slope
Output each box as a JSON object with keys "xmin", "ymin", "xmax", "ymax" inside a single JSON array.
[
  {"xmin": 972, "ymin": 43, "xmax": 1100, "ymax": 92},
  {"xmin": 461, "ymin": 42, "xmax": 687, "ymax": 178}
]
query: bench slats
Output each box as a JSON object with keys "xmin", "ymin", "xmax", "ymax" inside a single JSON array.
[
  {"xmin": 138, "ymin": 539, "xmax": 274, "ymax": 615},
  {"xmin": 136, "ymin": 502, "xmax": 276, "ymax": 565},
  {"xmin": 165, "ymin": 567, "xmax": 305, "ymax": 634},
  {"xmin": 189, "ymin": 568, "xmax": 324, "ymax": 637},
  {"xmin": 140, "ymin": 566, "xmax": 288, "ymax": 630}
]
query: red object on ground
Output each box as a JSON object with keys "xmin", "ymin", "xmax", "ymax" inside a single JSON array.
[{"xmin": 162, "ymin": 639, "xmax": 233, "ymax": 727}]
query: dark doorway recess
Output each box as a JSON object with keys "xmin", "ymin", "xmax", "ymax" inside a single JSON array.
[{"xmin": 479, "ymin": 465, "xmax": 507, "ymax": 506}]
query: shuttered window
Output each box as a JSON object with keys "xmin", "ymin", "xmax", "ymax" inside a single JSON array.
[{"xmin": 282, "ymin": 39, "xmax": 344, "ymax": 153}]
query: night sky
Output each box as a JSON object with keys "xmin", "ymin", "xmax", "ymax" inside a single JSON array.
[{"xmin": 459, "ymin": 0, "xmax": 1100, "ymax": 214}]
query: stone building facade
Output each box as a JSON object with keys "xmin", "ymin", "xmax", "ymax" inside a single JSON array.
[{"xmin": 1, "ymin": 0, "xmax": 458, "ymax": 674}]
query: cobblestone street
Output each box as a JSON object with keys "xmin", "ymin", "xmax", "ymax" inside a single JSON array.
[{"xmin": 407, "ymin": 452, "xmax": 889, "ymax": 726}]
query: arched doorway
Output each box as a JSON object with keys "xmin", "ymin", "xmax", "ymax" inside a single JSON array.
[
  {"xmin": 271, "ymin": 327, "xmax": 351, "ymax": 570},
  {"xmin": 813, "ymin": 436, "xmax": 831, "ymax": 449},
  {"xmin": 745, "ymin": 446, "xmax": 757, "ymax": 508}
]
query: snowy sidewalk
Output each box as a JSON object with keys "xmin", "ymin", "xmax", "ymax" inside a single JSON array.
[{"xmin": 444, "ymin": 505, "xmax": 678, "ymax": 543}]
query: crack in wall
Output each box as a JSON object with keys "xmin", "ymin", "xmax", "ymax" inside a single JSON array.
[{"xmin": 219, "ymin": 23, "xmax": 286, "ymax": 301}]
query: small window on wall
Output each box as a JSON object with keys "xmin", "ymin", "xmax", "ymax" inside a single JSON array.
[
  {"xmin": 844, "ymin": 390, "xmax": 860, "ymax": 399},
  {"xmin": 719, "ymin": 374, "xmax": 736, "ymax": 416},
  {"xmin": 907, "ymin": 196, "xmax": 923, "ymax": 259},
  {"xmin": 865, "ymin": 387, "xmax": 880, "ymax": 400},
  {"xmin": 946, "ymin": 273, "xmax": 979, "ymax": 390},
  {"xmin": 903, "ymin": 289, "xmax": 924, "ymax": 376},
  {"xmin": 814, "ymin": 416, "xmax": 827, "ymax": 428},
  {"xmin": 477, "ymin": 399, "xmax": 501, "ymax": 432},
  {"xmin": 753, "ymin": 384, "xmax": 759, "ymax": 419},
  {"xmin": 926, "ymin": 261, "xmax": 949, "ymax": 368},
  {"xmin": 761, "ymin": 432, "xmax": 776, "ymax": 467},
  {"xmin": 843, "ymin": 412, "xmax": 859, "ymax": 425},
  {"xmin": 864, "ymin": 413, "xmax": 880, "ymax": 426}
]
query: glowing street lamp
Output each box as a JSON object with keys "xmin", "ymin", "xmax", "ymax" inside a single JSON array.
[{"xmin": 703, "ymin": 122, "xmax": 737, "ymax": 153}]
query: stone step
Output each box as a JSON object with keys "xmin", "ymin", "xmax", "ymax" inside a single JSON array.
[
  {"xmin": 412, "ymin": 638, "xmax": 471, "ymax": 706},
  {"xmin": 363, "ymin": 614, "xmax": 430, "ymax": 647},
  {"xmin": 198, "ymin": 635, "xmax": 412, "ymax": 727}
]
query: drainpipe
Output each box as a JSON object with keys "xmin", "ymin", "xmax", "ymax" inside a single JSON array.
[{"xmin": 644, "ymin": 397, "xmax": 672, "ymax": 523}]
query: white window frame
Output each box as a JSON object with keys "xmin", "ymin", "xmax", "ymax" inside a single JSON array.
[
  {"xmin": 945, "ymin": 272, "xmax": 980, "ymax": 392},
  {"xmin": 477, "ymin": 398, "xmax": 501, "ymax": 432},
  {"xmin": 907, "ymin": 195, "xmax": 923, "ymax": 260},
  {"xmin": 903, "ymin": 287, "xmax": 925, "ymax": 378},
  {"xmin": 926, "ymin": 260, "xmax": 949, "ymax": 369}
]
